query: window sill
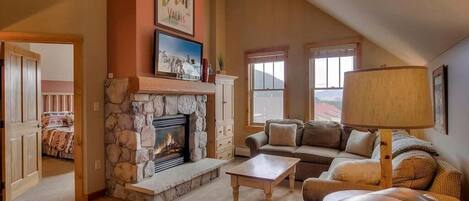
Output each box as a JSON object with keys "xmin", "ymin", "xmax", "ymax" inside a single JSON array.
[{"xmin": 244, "ymin": 125, "xmax": 264, "ymax": 133}]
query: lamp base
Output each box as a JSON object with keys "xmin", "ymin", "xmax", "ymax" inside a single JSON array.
[{"xmin": 379, "ymin": 129, "xmax": 393, "ymax": 188}]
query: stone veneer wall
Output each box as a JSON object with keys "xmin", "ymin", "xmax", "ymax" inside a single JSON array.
[{"xmin": 104, "ymin": 79, "xmax": 208, "ymax": 199}]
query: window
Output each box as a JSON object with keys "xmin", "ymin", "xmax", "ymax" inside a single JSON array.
[
  {"xmin": 309, "ymin": 44, "xmax": 357, "ymax": 122},
  {"xmin": 247, "ymin": 49, "xmax": 287, "ymax": 125}
]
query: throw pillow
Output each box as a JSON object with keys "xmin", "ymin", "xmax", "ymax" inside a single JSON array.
[
  {"xmin": 268, "ymin": 123, "xmax": 297, "ymax": 147},
  {"xmin": 392, "ymin": 150, "xmax": 437, "ymax": 190},
  {"xmin": 345, "ymin": 130, "xmax": 377, "ymax": 157},
  {"xmin": 328, "ymin": 159, "xmax": 381, "ymax": 185},
  {"xmin": 302, "ymin": 121, "xmax": 341, "ymax": 148}
]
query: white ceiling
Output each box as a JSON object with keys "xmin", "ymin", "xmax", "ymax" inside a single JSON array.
[{"xmin": 307, "ymin": 0, "xmax": 469, "ymax": 65}]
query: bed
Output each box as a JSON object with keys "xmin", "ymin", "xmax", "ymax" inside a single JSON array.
[{"xmin": 41, "ymin": 92, "xmax": 75, "ymax": 160}]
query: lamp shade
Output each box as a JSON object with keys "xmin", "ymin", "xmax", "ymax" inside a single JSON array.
[{"xmin": 341, "ymin": 66, "xmax": 434, "ymax": 129}]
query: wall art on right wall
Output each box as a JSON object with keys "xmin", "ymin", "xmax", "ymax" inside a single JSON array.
[{"xmin": 433, "ymin": 65, "xmax": 448, "ymax": 135}]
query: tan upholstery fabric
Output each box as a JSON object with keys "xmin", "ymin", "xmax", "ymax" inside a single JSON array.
[
  {"xmin": 303, "ymin": 121, "xmax": 342, "ymax": 148},
  {"xmin": 427, "ymin": 159, "xmax": 462, "ymax": 198},
  {"xmin": 345, "ymin": 130, "xmax": 376, "ymax": 157},
  {"xmin": 329, "ymin": 159, "xmax": 381, "ymax": 185},
  {"xmin": 337, "ymin": 151, "xmax": 368, "ymax": 160},
  {"xmin": 268, "ymin": 123, "xmax": 297, "ymax": 146},
  {"xmin": 392, "ymin": 150, "xmax": 437, "ymax": 190},
  {"xmin": 258, "ymin": 144, "xmax": 297, "ymax": 157},
  {"xmin": 265, "ymin": 119, "xmax": 304, "ymax": 145},
  {"xmin": 330, "ymin": 157, "xmax": 360, "ymax": 170},
  {"xmin": 294, "ymin": 145, "xmax": 339, "ymax": 165}
]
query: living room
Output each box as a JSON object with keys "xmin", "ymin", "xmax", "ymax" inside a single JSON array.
[{"xmin": 0, "ymin": 0, "xmax": 468, "ymax": 201}]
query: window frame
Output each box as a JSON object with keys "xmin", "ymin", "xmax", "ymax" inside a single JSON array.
[
  {"xmin": 246, "ymin": 46, "xmax": 289, "ymax": 128},
  {"xmin": 305, "ymin": 37, "xmax": 362, "ymax": 121}
]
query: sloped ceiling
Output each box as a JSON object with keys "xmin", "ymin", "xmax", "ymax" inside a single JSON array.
[{"xmin": 307, "ymin": 0, "xmax": 469, "ymax": 65}]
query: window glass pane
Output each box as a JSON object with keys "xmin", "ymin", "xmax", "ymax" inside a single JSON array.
[
  {"xmin": 253, "ymin": 90, "xmax": 284, "ymax": 123},
  {"xmin": 327, "ymin": 57, "xmax": 340, "ymax": 88},
  {"xmin": 315, "ymin": 58, "xmax": 327, "ymax": 88},
  {"xmin": 273, "ymin": 61, "xmax": 284, "ymax": 89},
  {"xmin": 314, "ymin": 89, "xmax": 343, "ymax": 122},
  {"xmin": 253, "ymin": 63, "xmax": 264, "ymax": 89},
  {"xmin": 264, "ymin": 62, "xmax": 274, "ymax": 89},
  {"xmin": 340, "ymin": 56, "xmax": 354, "ymax": 87}
]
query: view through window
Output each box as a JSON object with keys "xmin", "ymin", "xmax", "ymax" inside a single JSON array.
[
  {"xmin": 249, "ymin": 59, "xmax": 285, "ymax": 124},
  {"xmin": 310, "ymin": 45, "xmax": 356, "ymax": 122}
]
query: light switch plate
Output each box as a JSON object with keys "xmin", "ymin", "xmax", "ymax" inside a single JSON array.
[
  {"xmin": 95, "ymin": 160, "xmax": 101, "ymax": 170},
  {"xmin": 93, "ymin": 102, "xmax": 100, "ymax": 112}
]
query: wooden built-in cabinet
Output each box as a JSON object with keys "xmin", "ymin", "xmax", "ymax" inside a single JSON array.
[{"xmin": 207, "ymin": 74, "xmax": 238, "ymax": 160}]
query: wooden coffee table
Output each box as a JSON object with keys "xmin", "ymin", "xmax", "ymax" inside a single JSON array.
[{"xmin": 226, "ymin": 154, "xmax": 300, "ymax": 201}]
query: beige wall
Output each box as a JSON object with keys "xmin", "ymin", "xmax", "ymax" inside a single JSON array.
[
  {"xmin": 30, "ymin": 43, "xmax": 74, "ymax": 81},
  {"xmin": 225, "ymin": 0, "xmax": 407, "ymax": 146},
  {"xmin": 422, "ymin": 37, "xmax": 469, "ymax": 199},
  {"xmin": 0, "ymin": 0, "xmax": 107, "ymax": 194}
]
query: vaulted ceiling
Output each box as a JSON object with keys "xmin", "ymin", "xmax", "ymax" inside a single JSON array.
[{"xmin": 307, "ymin": 0, "xmax": 469, "ymax": 65}]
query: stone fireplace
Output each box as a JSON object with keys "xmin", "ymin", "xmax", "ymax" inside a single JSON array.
[{"xmin": 104, "ymin": 79, "xmax": 224, "ymax": 201}]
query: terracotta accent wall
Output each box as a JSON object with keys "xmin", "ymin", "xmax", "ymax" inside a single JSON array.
[
  {"xmin": 108, "ymin": 0, "xmax": 206, "ymax": 78},
  {"xmin": 225, "ymin": 0, "xmax": 408, "ymax": 146}
]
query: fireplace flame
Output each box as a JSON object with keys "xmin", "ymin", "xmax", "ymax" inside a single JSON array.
[{"xmin": 154, "ymin": 132, "xmax": 179, "ymax": 156}]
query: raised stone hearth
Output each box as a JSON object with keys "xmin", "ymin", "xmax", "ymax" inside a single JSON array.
[{"xmin": 105, "ymin": 79, "xmax": 224, "ymax": 201}]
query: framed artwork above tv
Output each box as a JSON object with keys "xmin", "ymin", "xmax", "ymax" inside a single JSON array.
[
  {"xmin": 156, "ymin": 0, "xmax": 195, "ymax": 36},
  {"xmin": 154, "ymin": 30, "xmax": 203, "ymax": 81}
]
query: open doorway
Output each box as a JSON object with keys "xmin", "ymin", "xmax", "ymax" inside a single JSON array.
[
  {"xmin": 9, "ymin": 42, "xmax": 75, "ymax": 201},
  {"xmin": 0, "ymin": 32, "xmax": 84, "ymax": 201}
]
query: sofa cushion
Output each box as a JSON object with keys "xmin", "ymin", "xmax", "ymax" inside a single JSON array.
[
  {"xmin": 329, "ymin": 157, "xmax": 360, "ymax": 171},
  {"xmin": 302, "ymin": 121, "xmax": 341, "ymax": 149},
  {"xmin": 265, "ymin": 119, "xmax": 304, "ymax": 146},
  {"xmin": 269, "ymin": 123, "xmax": 297, "ymax": 146},
  {"xmin": 294, "ymin": 145, "xmax": 340, "ymax": 165},
  {"xmin": 340, "ymin": 126, "xmax": 373, "ymax": 150},
  {"xmin": 392, "ymin": 150, "xmax": 437, "ymax": 190},
  {"xmin": 337, "ymin": 151, "xmax": 368, "ymax": 160},
  {"xmin": 328, "ymin": 159, "xmax": 381, "ymax": 185},
  {"xmin": 259, "ymin": 144, "xmax": 298, "ymax": 157},
  {"xmin": 345, "ymin": 130, "xmax": 377, "ymax": 157}
]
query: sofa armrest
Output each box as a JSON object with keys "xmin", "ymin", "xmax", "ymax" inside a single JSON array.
[
  {"xmin": 245, "ymin": 131, "xmax": 268, "ymax": 157},
  {"xmin": 302, "ymin": 178, "xmax": 381, "ymax": 201},
  {"xmin": 424, "ymin": 192, "xmax": 461, "ymax": 201}
]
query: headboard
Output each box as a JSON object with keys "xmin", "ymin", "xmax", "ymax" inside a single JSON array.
[{"xmin": 43, "ymin": 93, "xmax": 74, "ymax": 113}]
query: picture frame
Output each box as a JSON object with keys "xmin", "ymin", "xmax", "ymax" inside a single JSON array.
[
  {"xmin": 432, "ymin": 65, "xmax": 448, "ymax": 135},
  {"xmin": 156, "ymin": 0, "xmax": 195, "ymax": 36},
  {"xmin": 154, "ymin": 30, "xmax": 203, "ymax": 81}
]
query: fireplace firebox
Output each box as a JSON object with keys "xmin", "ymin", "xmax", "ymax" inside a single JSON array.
[{"xmin": 152, "ymin": 115, "xmax": 189, "ymax": 173}]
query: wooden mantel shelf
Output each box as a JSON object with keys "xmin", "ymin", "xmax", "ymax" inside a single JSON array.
[{"xmin": 129, "ymin": 76, "xmax": 216, "ymax": 95}]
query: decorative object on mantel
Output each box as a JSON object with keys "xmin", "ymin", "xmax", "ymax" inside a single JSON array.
[
  {"xmin": 342, "ymin": 66, "xmax": 434, "ymax": 188},
  {"xmin": 154, "ymin": 30, "xmax": 203, "ymax": 81},
  {"xmin": 217, "ymin": 55, "xmax": 226, "ymax": 74},
  {"xmin": 432, "ymin": 65, "xmax": 448, "ymax": 135},
  {"xmin": 155, "ymin": 0, "xmax": 194, "ymax": 36},
  {"xmin": 202, "ymin": 58, "xmax": 209, "ymax": 82}
]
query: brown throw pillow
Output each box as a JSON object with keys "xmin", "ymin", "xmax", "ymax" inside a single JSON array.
[
  {"xmin": 345, "ymin": 130, "xmax": 377, "ymax": 157},
  {"xmin": 269, "ymin": 123, "xmax": 297, "ymax": 147}
]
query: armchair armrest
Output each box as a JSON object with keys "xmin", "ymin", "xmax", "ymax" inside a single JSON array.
[
  {"xmin": 302, "ymin": 178, "xmax": 381, "ymax": 201},
  {"xmin": 245, "ymin": 131, "xmax": 268, "ymax": 157}
]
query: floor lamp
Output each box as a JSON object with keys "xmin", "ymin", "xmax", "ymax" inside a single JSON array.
[{"xmin": 341, "ymin": 66, "xmax": 434, "ymax": 188}]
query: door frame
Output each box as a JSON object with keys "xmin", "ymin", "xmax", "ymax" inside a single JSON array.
[{"xmin": 0, "ymin": 32, "xmax": 84, "ymax": 201}]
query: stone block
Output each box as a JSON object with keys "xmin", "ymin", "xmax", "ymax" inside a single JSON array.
[
  {"xmin": 105, "ymin": 132, "xmax": 116, "ymax": 144},
  {"xmin": 144, "ymin": 101, "xmax": 154, "ymax": 113},
  {"xmin": 118, "ymin": 114, "xmax": 133, "ymax": 130},
  {"xmin": 120, "ymin": 148, "xmax": 131, "ymax": 162},
  {"xmin": 137, "ymin": 163, "xmax": 145, "ymax": 182},
  {"xmin": 105, "ymin": 114, "xmax": 118, "ymax": 131},
  {"xmin": 106, "ymin": 144, "xmax": 121, "ymax": 164},
  {"xmin": 146, "ymin": 114, "xmax": 154, "ymax": 127},
  {"xmin": 190, "ymin": 148, "xmax": 202, "ymax": 162},
  {"xmin": 175, "ymin": 181, "xmax": 191, "ymax": 197},
  {"xmin": 141, "ymin": 126, "xmax": 156, "ymax": 147},
  {"xmin": 143, "ymin": 161, "xmax": 155, "ymax": 179},
  {"xmin": 134, "ymin": 114, "xmax": 146, "ymax": 133},
  {"xmin": 177, "ymin": 95, "xmax": 196, "ymax": 114},
  {"xmin": 131, "ymin": 149, "xmax": 150, "ymax": 164},
  {"xmin": 106, "ymin": 160, "xmax": 113, "ymax": 179},
  {"xmin": 105, "ymin": 103, "xmax": 122, "ymax": 117},
  {"xmin": 164, "ymin": 96, "xmax": 178, "ymax": 115},
  {"xmin": 163, "ymin": 188, "xmax": 177, "ymax": 201},
  {"xmin": 120, "ymin": 95, "xmax": 131, "ymax": 113},
  {"xmin": 153, "ymin": 95, "xmax": 164, "ymax": 117},
  {"xmin": 105, "ymin": 79, "xmax": 128, "ymax": 104},
  {"xmin": 114, "ymin": 163, "xmax": 137, "ymax": 183},
  {"xmin": 134, "ymin": 94, "xmax": 150, "ymax": 101},
  {"xmin": 131, "ymin": 102, "xmax": 144, "ymax": 114},
  {"xmin": 118, "ymin": 130, "xmax": 141, "ymax": 150},
  {"xmin": 201, "ymin": 172, "xmax": 212, "ymax": 185},
  {"xmin": 112, "ymin": 183, "xmax": 128, "ymax": 200},
  {"xmin": 190, "ymin": 176, "xmax": 202, "ymax": 189},
  {"xmin": 199, "ymin": 132, "xmax": 207, "ymax": 148}
]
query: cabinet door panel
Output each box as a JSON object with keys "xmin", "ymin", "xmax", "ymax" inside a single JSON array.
[{"xmin": 223, "ymin": 84, "xmax": 233, "ymax": 121}]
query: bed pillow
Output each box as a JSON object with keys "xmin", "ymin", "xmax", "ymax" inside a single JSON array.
[
  {"xmin": 345, "ymin": 130, "xmax": 377, "ymax": 157},
  {"xmin": 268, "ymin": 123, "xmax": 297, "ymax": 147},
  {"xmin": 328, "ymin": 159, "xmax": 381, "ymax": 185}
]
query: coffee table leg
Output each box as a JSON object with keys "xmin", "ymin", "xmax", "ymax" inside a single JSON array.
[
  {"xmin": 289, "ymin": 166, "xmax": 296, "ymax": 192},
  {"xmin": 264, "ymin": 184, "xmax": 272, "ymax": 201},
  {"xmin": 231, "ymin": 176, "xmax": 239, "ymax": 201}
]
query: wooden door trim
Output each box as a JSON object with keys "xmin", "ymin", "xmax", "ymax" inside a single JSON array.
[{"xmin": 0, "ymin": 32, "xmax": 84, "ymax": 201}]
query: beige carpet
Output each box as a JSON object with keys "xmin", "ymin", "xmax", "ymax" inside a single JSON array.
[
  {"xmin": 15, "ymin": 156, "xmax": 75, "ymax": 201},
  {"xmin": 97, "ymin": 157, "xmax": 303, "ymax": 201}
]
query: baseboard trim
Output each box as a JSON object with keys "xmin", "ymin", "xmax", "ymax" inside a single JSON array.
[
  {"xmin": 87, "ymin": 189, "xmax": 106, "ymax": 201},
  {"xmin": 235, "ymin": 146, "xmax": 251, "ymax": 157}
]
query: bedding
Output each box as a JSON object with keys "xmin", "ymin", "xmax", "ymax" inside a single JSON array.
[{"xmin": 41, "ymin": 112, "xmax": 74, "ymax": 160}]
